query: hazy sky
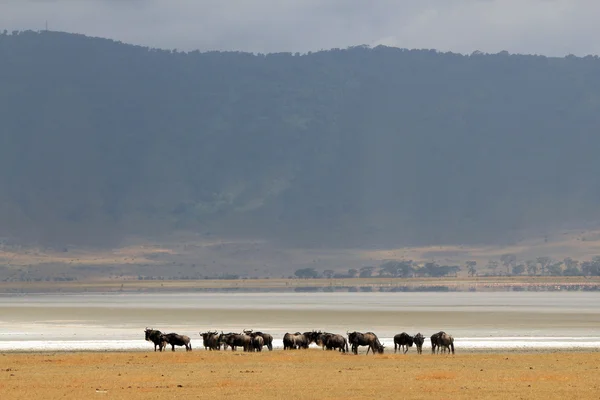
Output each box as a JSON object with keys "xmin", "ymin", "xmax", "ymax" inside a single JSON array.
[{"xmin": 1, "ymin": 0, "xmax": 599, "ymax": 56}]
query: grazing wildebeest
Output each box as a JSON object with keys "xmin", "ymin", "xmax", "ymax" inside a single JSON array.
[
  {"xmin": 222, "ymin": 332, "xmax": 252, "ymax": 352},
  {"xmin": 435, "ymin": 332, "xmax": 455, "ymax": 354},
  {"xmin": 161, "ymin": 333, "xmax": 192, "ymax": 351},
  {"xmin": 394, "ymin": 332, "xmax": 414, "ymax": 354},
  {"xmin": 244, "ymin": 330, "xmax": 274, "ymax": 351},
  {"xmin": 413, "ymin": 333, "xmax": 425, "ymax": 354},
  {"xmin": 325, "ymin": 334, "xmax": 349, "ymax": 353},
  {"xmin": 144, "ymin": 327, "xmax": 166, "ymax": 352},
  {"xmin": 347, "ymin": 331, "xmax": 384, "ymax": 355},
  {"xmin": 200, "ymin": 331, "xmax": 221, "ymax": 351},
  {"xmin": 283, "ymin": 331, "xmax": 317, "ymax": 350}
]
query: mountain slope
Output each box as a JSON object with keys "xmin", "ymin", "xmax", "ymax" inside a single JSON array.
[{"xmin": 1, "ymin": 31, "xmax": 600, "ymax": 248}]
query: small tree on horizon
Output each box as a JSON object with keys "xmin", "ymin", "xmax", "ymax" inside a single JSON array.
[
  {"xmin": 486, "ymin": 260, "xmax": 499, "ymax": 275},
  {"xmin": 500, "ymin": 253, "xmax": 517, "ymax": 275},
  {"xmin": 466, "ymin": 260, "xmax": 477, "ymax": 276},
  {"xmin": 323, "ymin": 269, "xmax": 335, "ymax": 279}
]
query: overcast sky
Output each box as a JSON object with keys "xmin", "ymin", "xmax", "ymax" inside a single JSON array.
[{"xmin": 1, "ymin": 0, "xmax": 599, "ymax": 56}]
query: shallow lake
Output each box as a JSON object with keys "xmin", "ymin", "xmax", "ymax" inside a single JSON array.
[{"xmin": 1, "ymin": 292, "xmax": 599, "ymax": 351}]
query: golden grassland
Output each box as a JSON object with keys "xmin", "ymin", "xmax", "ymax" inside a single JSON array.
[{"xmin": 1, "ymin": 350, "xmax": 600, "ymax": 399}]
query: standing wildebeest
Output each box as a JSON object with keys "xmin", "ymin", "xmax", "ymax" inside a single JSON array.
[
  {"xmin": 394, "ymin": 332, "xmax": 414, "ymax": 354},
  {"xmin": 161, "ymin": 333, "xmax": 192, "ymax": 351},
  {"xmin": 251, "ymin": 335, "xmax": 264, "ymax": 352},
  {"xmin": 144, "ymin": 328, "xmax": 166, "ymax": 352},
  {"xmin": 435, "ymin": 332, "xmax": 455, "ymax": 354},
  {"xmin": 414, "ymin": 333, "xmax": 425, "ymax": 354},
  {"xmin": 283, "ymin": 331, "xmax": 317, "ymax": 350},
  {"xmin": 347, "ymin": 331, "xmax": 384, "ymax": 355},
  {"xmin": 244, "ymin": 330, "xmax": 274, "ymax": 351},
  {"xmin": 315, "ymin": 332, "xmax": 334, "ymax": 350},
  {"xmin": 219, "ymin": 332, "xmax": 237, "ymax": 350},
  {"xmin": 200, "ymin": 331, "xmax": 221, "ymax": 350},
  {"xmin": 222, "ymin": 332, "xmax": 252, "ymax": 352},
  {"xmin": 431, "ymin": 331, "xmax": 443, "ymax": 354},
  {"xmin": 325, "ymin": 334, "xmax": 349, "ymax": 353}
]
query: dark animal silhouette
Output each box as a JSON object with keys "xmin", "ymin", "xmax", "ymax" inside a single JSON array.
[
  {"xmin": 200, "ymin": 331, "xmax": 221, "ymax": 350},
  {"xmin": 251, "ymin": 335, "xmax": 264, "ymax": 352},
  {"xmin": 435, "ymin": 332, "xmax": 455, "ymax": 354},
  {"xmin": 161, "ymin": 332, "xmax": 192, "ymax": 351},
  {"xmin": 244, "ymin": 330, "xmax": 274, "ymax": 351},
  {"xmin": 325, "ymin": 334, "xmax": 349, "ymax": 353},
  {"xmin": 413, "ymin": 332, "xmax": 425, "ymax": 354},
  {"xmin": 222, "ymin": 332, "xmax": 252, "ymax": 352},
  {"xmin": 283, "ymin": 331, "xmax": 317, "ymax": 350},
  {"xmin": 144, "ymin": 327, "xmax": 166, "ymax": 352},
  {"xmin": 431, "ymin": 331, "xmax": 443, "ymax": 354},
  {"xmin": 315, "ymin": 332, "xmax": 334, "ymax": 350},
  {"xmin": 347, "ymin": 331, "xmax": 384, "ymax": 355},
  {"xmin": 394, "ymin": 332, "xmax": 414, "ymax": 354}
]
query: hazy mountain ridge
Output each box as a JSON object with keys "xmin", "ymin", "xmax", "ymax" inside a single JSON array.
[{"xmin": 1, "ymin": 30, "xmax": 600, "ymax": 249}]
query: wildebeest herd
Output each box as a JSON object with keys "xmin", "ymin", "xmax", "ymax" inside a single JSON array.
[{"xmin": 144, "ymin": 328, "xmax": 455, "ymax": 355}]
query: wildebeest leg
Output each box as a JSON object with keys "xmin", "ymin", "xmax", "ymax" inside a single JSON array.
[
  {"xmin": 403, "ymin": 345, "xmax": 408, "ymax": 354},
  {"xmin": 171, "ymin": 344, "xmax": 175, "ymax": 352}
]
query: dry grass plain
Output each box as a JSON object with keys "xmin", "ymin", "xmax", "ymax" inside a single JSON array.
[{"xmin": 1, "ymin": 350, "xmax": 599, "ymax": 399}]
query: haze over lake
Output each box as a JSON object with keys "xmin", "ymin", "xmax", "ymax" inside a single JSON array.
[{"xmin": 1, "ymin": 292, "xmax": 599, "ymax": 352}]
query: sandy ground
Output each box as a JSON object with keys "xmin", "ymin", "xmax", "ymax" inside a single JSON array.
[{"xmin": 1, "ymin": 350, "xmax": 599, "ymax": 399}]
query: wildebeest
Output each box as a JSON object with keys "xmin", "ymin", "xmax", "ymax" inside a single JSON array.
[
  {"xmin": 435, "ymin": 332, "xmax": 455, "ymax": 354},
  {"xmin": 315, "ymin": 332, "xmax": 334, "ymax": 350},
  {"xmin": 244, "ymin": 330, "xmax": 274, "ymax": 351},
  {"xmin": 222, "ymin": 332, "xmax": 253, "ymax": 352},
  {"xmin": 251, "ymin": 335, "xmax": 264, "ymax": 352},
  {"xmin": 347, "ymin": 331, "xmax": 384, "ymax": 355},
  {"xmin": 144, "ymin": 327, "xmax": 166, "ymax": 352},
  {"xmin": 414, "ymin": 332, "xmax": 425, "ymax": 354},
  {"xmin": 219, "ymin": 332, "xmax": 237, "ymax": 350},
  {"xmin": 324, "ymin": 334, "xmax": 349, "ymax": 353},
  {"xmin": 394, "ymin": 332, "xmax": 414, "ymax": 354},
  {"xmin": 283, "ymin": 331, "xmax": 318, "ymax": 350},
  {"xmin": 200, "ymin": 331, "xmax": 221, "ymax": 351},
  {"xmin": 431, "ymin": 331, "xmax": 443, "ymax": 354},
  {"xmin": 161, "ymin": 332, "xmax": 192, "ymax": 351}
]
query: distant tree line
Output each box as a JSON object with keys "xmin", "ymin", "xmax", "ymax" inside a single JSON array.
[
  {"xmin": 294, "ymin": 260, "xmax": 461, "ymax": 279},
  {"xmin": 294, "ymin": 255, "xmax": 600, "ymax": 279},
  {"xmin": 478, "ymin": 254, "xmax": 600, "ymax": 277}
]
